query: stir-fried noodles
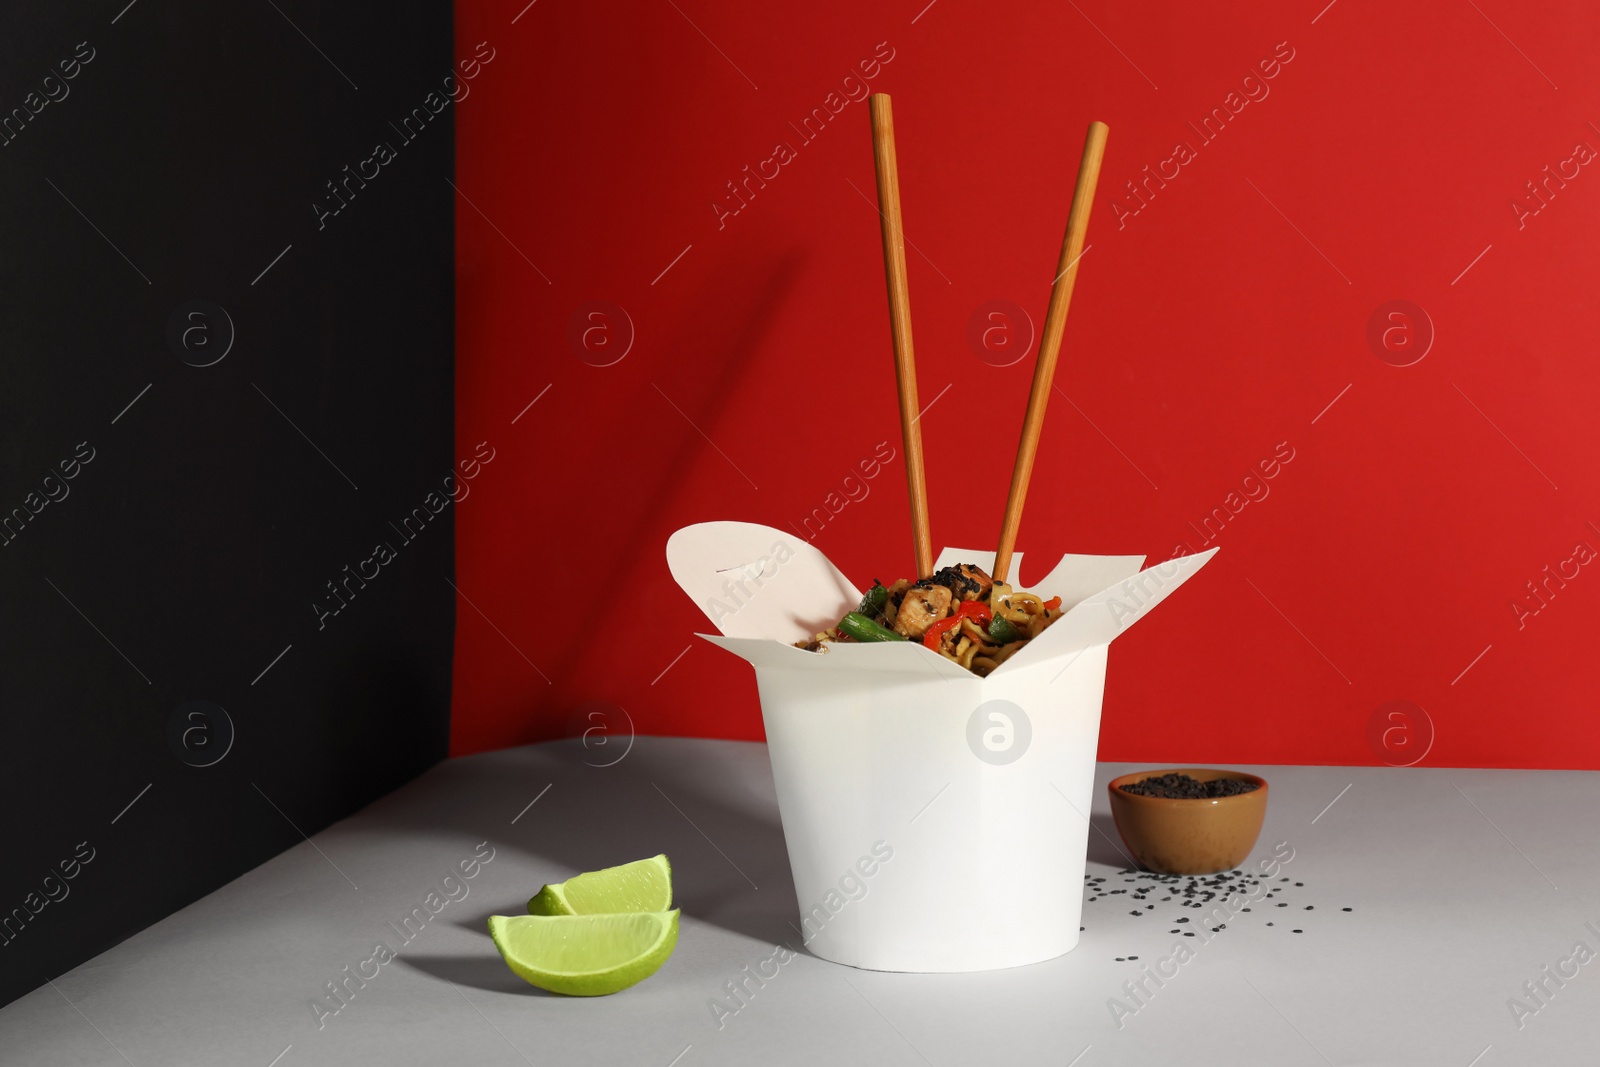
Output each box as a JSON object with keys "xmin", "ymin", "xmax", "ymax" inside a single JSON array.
[{"xmin": 795, "ymin": 563, "xmax": 1062, "ymax": 676}]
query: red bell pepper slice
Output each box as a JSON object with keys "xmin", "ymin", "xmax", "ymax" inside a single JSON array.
[
  {"xmin": 923, "ymin": 600, "xmax": 993, "ymax": 649},
  {"xmin": 922, "ymin": 615, "xmax": 960, "ymax": 649},
  {"xmin": 956, "ymin": 600, "xmax": 993, "ymax": 624}
]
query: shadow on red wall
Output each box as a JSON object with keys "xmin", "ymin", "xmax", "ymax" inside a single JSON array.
[{"xmin": 453, "ymin": 0, "xmax": 1600, "ymax": 768}]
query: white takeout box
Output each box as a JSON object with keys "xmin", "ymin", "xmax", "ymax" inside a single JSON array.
[{"xmin": 667, "ymin": 521, "xmax": 1217, "ymax": 972}]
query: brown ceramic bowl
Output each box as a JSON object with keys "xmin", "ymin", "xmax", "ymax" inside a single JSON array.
[{"xmin": 1107, "ymin": 768, "xmax": 1268, "ymax": 875}]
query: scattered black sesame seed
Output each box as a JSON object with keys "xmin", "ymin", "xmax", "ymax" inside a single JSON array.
[
  {"xmin": 1305, "ymin": 905, "xmax": 1313, "ymax": 910},
  {"xmin": 1342, "ymin": 907, "xmax": 1352, "ymax": 912},
  {"xmin": 1293, "ymin": 929, "xmax": 1303, "ymax": 933}
]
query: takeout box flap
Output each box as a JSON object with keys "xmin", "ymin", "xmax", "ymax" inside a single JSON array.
[
  {"xmin": 990, "ymin": 545, "xmax": 1219, "ymax": 672},
  {"xmin": 670, "ymin": 523, "xmax": 1217, "ymax": 677},
  {"xmin": 667, "ymin": 522, "xmax": 859, "ymax": 641}
]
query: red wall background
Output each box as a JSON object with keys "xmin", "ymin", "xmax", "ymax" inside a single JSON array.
[{"xmin": 452, "ymin": 0, "xmax": 1600, "ymax": 768}]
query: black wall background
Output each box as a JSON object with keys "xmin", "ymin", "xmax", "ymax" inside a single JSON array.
[{"xmin": 0, "ymin": 2, "xmax": 455, "ymax": 1005}]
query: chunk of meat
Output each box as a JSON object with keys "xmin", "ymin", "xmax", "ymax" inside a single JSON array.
[
  {"xmin": 893, "ymin": 584, "xmax": 952, "ymax": 638},
  {"xmin": 882, "ymin": 578, "xmax": 913, "ymax": 627},
  {"xmin": 905, "ymin": 563, "xmax": 994, "ymax": 604},
  {"xmin": 954, "ymin": 563, "xmax": 993, "ymax": 602}
]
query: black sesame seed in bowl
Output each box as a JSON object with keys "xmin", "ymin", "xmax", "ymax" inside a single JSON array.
[
  {"xmin": 1118, "ymin": 773, "xmax": 1261, "ymax": 799},
  {"xmin": 1107, "ymin": 768, "xmax": 1268, "ymax": 875}
]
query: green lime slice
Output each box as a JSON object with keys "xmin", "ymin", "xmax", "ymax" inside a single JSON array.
[
  {"xmin": 527, "ymin": 854, "xmax": 672, "ymax": 916},
  {"xmin": 488, "ymin": 911, "xmax": 679, "ymax": 996}
]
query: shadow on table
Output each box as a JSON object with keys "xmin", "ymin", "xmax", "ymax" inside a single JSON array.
[
  {"xmin": 392, "ymin": 736, "xmax": 796, "ymax": 992},
  {"xmin": 1086, "ymin": 813, "xmax": 1139, "ymax": 871},
  {"xmin": 398, "ymin": 954, "xmax": 560, "ymax": 996},
  {"xmin": 392, "ymin": 739, "xmax": 1168, "ymax": 988}
]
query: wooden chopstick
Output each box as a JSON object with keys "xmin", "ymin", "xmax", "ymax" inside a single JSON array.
[
  {"xmin": 992, "ymin": 121, "xmax": 1109, "ymax": 586},
  {"xmin": 869, "ymin": 94, "xmax": 934, "ymax": 578}
]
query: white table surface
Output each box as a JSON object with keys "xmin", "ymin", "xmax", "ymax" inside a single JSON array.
[{"xmin": 3, "ymin": 737, "xmax": 1597, "ymax": 1066}]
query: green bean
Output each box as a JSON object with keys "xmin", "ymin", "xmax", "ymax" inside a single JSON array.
[
  {"xmin": 838, "ymin": 612, "xmax": 905, "ymax": 643},
  {"xmin": 857, "ymin": 582, "xmax": 889, "ymax": 616}
]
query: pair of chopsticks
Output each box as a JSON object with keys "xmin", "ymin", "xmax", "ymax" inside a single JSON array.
[{"xmin": 869, "ymin": 94, "xmax": 1107, "ymax": 584}]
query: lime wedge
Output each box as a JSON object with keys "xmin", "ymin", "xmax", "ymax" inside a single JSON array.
[
  {"xmin": 488, "ymin": 911, "xmax": 679, "ymax": 996},
  {"xmin": 528, "ymin": 854, "xmax": 672, "ymax": 916}
]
